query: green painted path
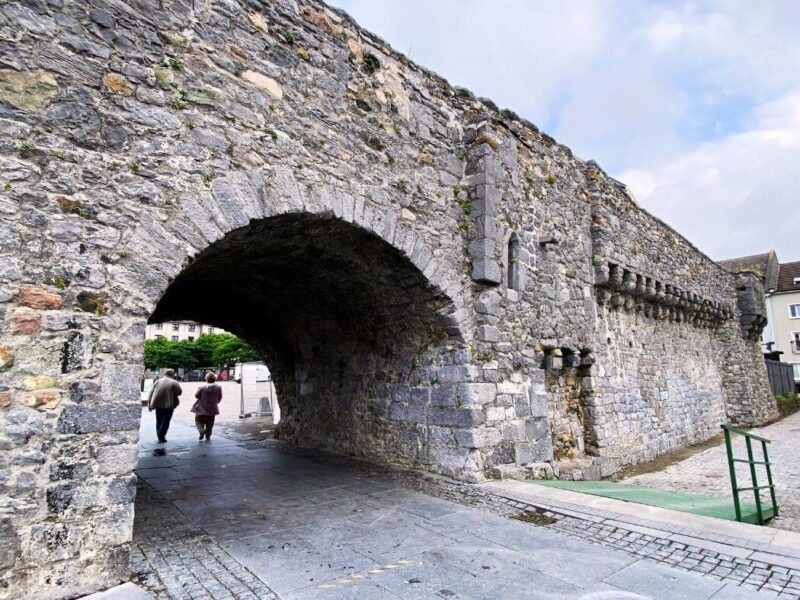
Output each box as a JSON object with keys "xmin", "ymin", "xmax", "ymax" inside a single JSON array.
[{"xmin": 528, "ymin": 480, "xmax": 774, "ymax": 524}]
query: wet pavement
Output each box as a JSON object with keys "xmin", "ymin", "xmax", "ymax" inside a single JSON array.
[{"xmin": 133, "ymin": 412, "xmax": 774, "ymax": 599}]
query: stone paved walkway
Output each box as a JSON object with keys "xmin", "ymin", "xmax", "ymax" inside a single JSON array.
[
  {"xmin": 133, "ymin": 412, "xmax": 775, "ymax": 599},
  {"xmin": 624, "ymin": 412, "xmax": 800, "ymax": 533}
]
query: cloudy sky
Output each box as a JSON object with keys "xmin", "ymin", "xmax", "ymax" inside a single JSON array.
[{"xmin": 328, "ymin": 0, "xmax": 800, "ymax": 262}]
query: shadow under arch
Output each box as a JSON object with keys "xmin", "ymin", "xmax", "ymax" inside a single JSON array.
[{"xmin": 149, "ymin": 212, "xmax": 468, "ymax": 472}]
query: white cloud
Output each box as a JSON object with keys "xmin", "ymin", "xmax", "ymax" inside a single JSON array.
[
  {"xmin": 330, "ymin": 0, "xmax": 800, "ymax": 261},
  {"xmin": 620, "ymin": 87, "xmax": 800, "ymax": 261}
]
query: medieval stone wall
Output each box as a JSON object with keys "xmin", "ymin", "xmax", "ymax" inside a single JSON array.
[{"xmin": 0, "ymin": 0, "xmax": 777, "ymax": 596}]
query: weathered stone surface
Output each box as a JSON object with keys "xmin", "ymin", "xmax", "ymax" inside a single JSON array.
[
  {"xmin": 240, "ymin": 70, "xmax": 282, "ymax": 98},
  {"xmin": 57, "ymin": 403, "xmax": 141, "ymax": 434},
  {"xmin": 0, "ymin": 69, "xmax": 58, "ymax": 112},
  {"xmin": 18, "ymin": 389, "xmax": 61, "ymax": 410},
  {"xmin": 102, "ymin": 73, "xmax": 133, "ymax": 96},
  {"xmin": 18, "ymin": 287, "xmax": 63, "ymax": 310},
  {"xmin": 0, "ymin": 346, "xmax": 14, "ymax": 372},
  {"xmin": 0, "ymin": 0, "xmax": 777, "ymax": 596},
  {"xmin": 23, "ymin": 375, "xmax": 55, "ymax": 390}
]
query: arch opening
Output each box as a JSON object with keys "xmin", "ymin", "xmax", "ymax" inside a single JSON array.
[{"xmin": 147, "ymin": 212, "xmax": 466, "ymax": 470}]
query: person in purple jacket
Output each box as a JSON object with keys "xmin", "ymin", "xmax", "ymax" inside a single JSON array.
[{"xmin": 192, "ymin": 371, "xmax": 222, "ymax": 440}]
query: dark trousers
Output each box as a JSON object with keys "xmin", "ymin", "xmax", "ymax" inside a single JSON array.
[
  {"xmin": 155, "ymin": 408, "xmax": 174, "ymax": 441},
  {"xmin": 195, "ymin": 415, "xmax": 215, "ymax": 438}
]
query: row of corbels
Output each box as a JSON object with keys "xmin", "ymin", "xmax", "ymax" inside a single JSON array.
[
  {"xmin": 594, "ymin": 263, "xmax": 734, "ymax": 324},
  {"xmin": 543, "ymin": 346, "xmax": 595, "ymax": 371}
]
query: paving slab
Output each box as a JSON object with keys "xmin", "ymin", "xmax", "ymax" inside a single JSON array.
[
  {"xmin": 80, "ymin": 582, "xmax": 155, "ymax": 600},
  {"xmin": 132, "ymin": 415, "xmax": 781, "ymax": 599},
  {"xmin": 604, "ymin": 559, "xmax": 725, "ymax": 599}
]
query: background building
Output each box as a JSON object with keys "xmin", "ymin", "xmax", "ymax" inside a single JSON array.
[
  {"xmin": 145, "ymin": 321, "xmax": 228, "ymax": 342},
  {"xmin": 720, "ymin": 252, "xmax": 800, "ymax": 387}
]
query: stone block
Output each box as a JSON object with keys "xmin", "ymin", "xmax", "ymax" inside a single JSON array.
[
  {"xmin": 525, "ymin": 416, "xmax": 550, "ymax": 442},
  {"xmin": 10, "ymin": 309, "xmax": 41, "ymax": 335},
  {"xmin": 106, "ymin": 475, "xmax": 136, "ymax": 505},
  {"xmin": 101, "ymin": 364, "xmax": 142, "ymax": 403},
  {"xmin": 437, "ymin": 364, "xmax": 476, "ymax": 384},
  {"xmin": 471, "ymin": 257, "xmax": 501, "ymax": 284},
  {"xmin": 430, "ymin": 384, "xmax": 458, "ymax": 407},
  {"xmin": 469, "ymin": 238, "xmax": 496, "ymax": 259},
  {"xmin": 69, "ymin": 380, "xmax": 100, "ymax": 403},
  {"xmin": 458, "ymin": 382, "xmax": 496, "ymax": 405},
  {"xmin": 545, "ymin": 355, "xmax": 563, "ymax": 370},
  {"xmin": 427, "ymin": 406, "xmax": 484, "ymax": 427},
  {"xmin": 478, "ymin": 325, "xmax": 500, "ymax": 342},
  {"xmin": 0, "ymin": 346, "xmax": 13, "ymax": 372},
  {"xmin": 454, "ymin": 427, "xmax": 501, "ymax": 448},
  {"xmin": 530, "ymin": 390, "xmax": 547, "ymax": 418},
  {"xmin": 0, "ymin": 522, "xmax": 19, "ymax": 570},
  {"xmin": 18, "ymin": 389, "xmax": 61, "ymax": 410},
  {"xmin": 57, "ymin": 403, "xmax": 140, "ymax": 434},
  {"xmin": 18, "ymin": 287, "xmax": 63, "ymax": 310},
  {"xmin": 475, "ymin": 290, "xmax": 501, "ymax": 315}
]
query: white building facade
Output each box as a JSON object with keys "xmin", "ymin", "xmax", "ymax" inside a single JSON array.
[{"xmin": 145, "ymin": 320, "xmax": 228, "ymax": 342}]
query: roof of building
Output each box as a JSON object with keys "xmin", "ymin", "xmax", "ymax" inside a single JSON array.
[
  {"xmin": 777, "ymin": 261, "xmax": 800, "ymax": 293},
  {"xmin": 718, "ymin": 250, "xmax": 781, "ymax": 291}
]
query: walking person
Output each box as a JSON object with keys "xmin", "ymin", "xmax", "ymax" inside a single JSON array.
[
  {"xmin": 147, "ymin": 368, "xmax": 182, "ymax": 443},
  {"xmin": 192, "ymin": 371, "xmax": 222, "ymax": 440}
]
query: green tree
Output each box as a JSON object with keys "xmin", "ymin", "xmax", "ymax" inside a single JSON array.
[
  {"xmin": 211, "ymin": 334, "xmax": 260, "ymax": 368},
  {"xmin": 144, "ymin": 333, "xmax": 259, "ymax": 371}
]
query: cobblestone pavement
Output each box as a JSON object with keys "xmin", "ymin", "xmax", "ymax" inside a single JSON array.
[
  {"xmin": 624, "ymin": 411, "xmax": 800, "ymax": 533},
  {"xmin": 133, "ymin": 414, "xmax": 776, "ymax": 599}
]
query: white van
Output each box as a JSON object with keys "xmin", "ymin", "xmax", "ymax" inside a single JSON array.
[{"xmin": 234, "ymin": 362, "xmax": 271, "ymax": 383}]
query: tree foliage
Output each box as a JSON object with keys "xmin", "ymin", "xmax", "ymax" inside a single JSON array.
[{"xmin": 144, "ymin": 333, "xmax": 259, "ymax": 371}]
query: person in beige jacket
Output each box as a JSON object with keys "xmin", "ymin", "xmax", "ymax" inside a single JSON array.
[{"xmin": 147, "ymin": 368, "xmax": 182, "ymax": 443}]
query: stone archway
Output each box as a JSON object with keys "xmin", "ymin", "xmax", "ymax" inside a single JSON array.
[{"xmin": 147, "ymin": 210, "xmax": 470, "ymax": 470}]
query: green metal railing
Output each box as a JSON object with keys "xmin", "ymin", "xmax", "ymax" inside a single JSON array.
[{"xmin": 722, "ymin": 424, "xmax": 778, "ymax": 525}]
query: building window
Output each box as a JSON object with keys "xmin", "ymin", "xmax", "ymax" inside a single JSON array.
[
  {"xmin": 171, "ymin": 336, "xmax": 178, "ymax": 342},
  {"xmin": 155, "ymin": 335, "xmax": 164, "ymax": 339},
  {"xmin": 188, "ymin": 336, "xmax": 194, "ymax": 342},
  {"xmin": 155, "ymin": 323, "xmax": 163, "ymax": 330},
  {"xmin": 188, "ymin": 324, "xmax": 196, "ymax": 332},
  {"xmin": 507, "ymin": 234, "xmax": 520, "ymax": 290},
  {"xmin": 172, "ymin": 324, "xmax": 179, "ymax": 331},
  {"xmin": 790, "ymin": 304, "xmax": 800, "ymax": 319}
]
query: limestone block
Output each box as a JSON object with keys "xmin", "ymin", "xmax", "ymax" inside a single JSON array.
[
  {"xmin": 545, "ymin": 355, "xmax": 563, "ymax": 370},
  {"xmin": 478, "ymin": 325, "xmax": 500, "ymax": 342},
  {"xmin": 530, "ymin": 390, "xmax": 547, "ymax": 418},
  {"xmin": 475, "ymin": 290, "xmax": 501, "ymax": 315},
  {"xmin": 57, "ymin": 403, "xmax": 141, "ymax": 434},
  {"xmin": 97, "ymin": 445, "xmax": 138, "ymax": 476},
  {"xmin": 427, "ymin": 406, "xmax": 484, "ymax": 427},
  {"xmin": 100, "ymin": 364, "xmax": 142, "ymax": 403},
  {"xmin": 454, "ymin": 427, "xmax": 501, "ymax": 448},
  {"xmin": 458, "ymin": 383, "xmax": 496, "ymax": 406},
  {"xmin": 471, "ymin": 258, "xmax": 501, "ymax": 285},
  {"xmin": 241, "ymin": 70, "xmax": 282, "ymax": 98}
]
